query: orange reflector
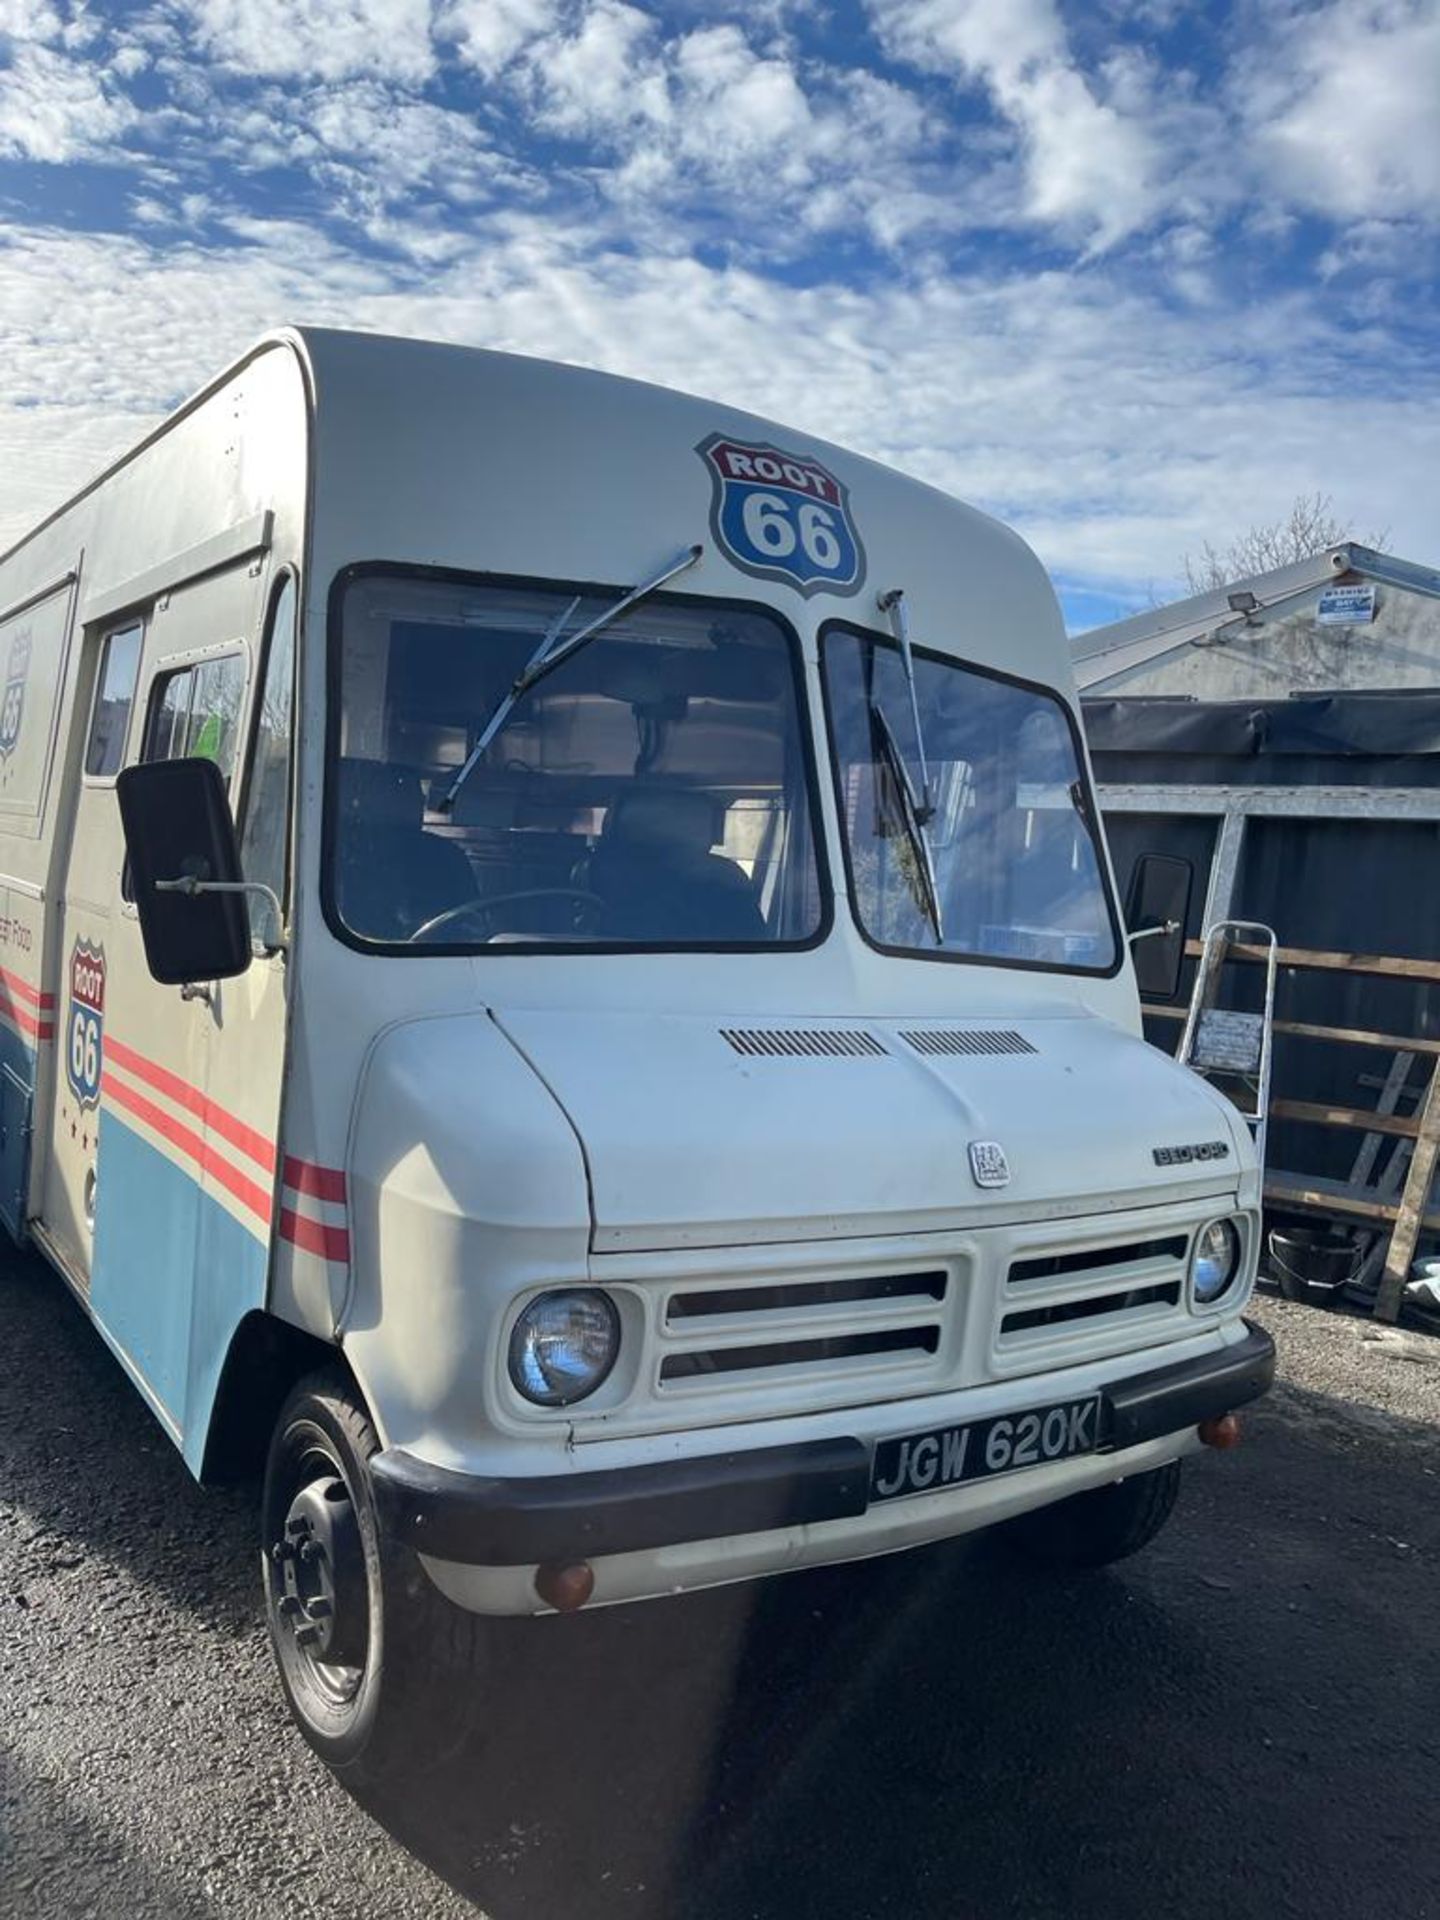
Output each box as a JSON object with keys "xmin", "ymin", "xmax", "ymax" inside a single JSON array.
[
  {"xmin": 535, "ymin": 1561, "xmax": 595, "ymax": 1612},
  {"xmin": 1199, "ymin": 1413, "xmax": 1242, "ymax": 1450}
]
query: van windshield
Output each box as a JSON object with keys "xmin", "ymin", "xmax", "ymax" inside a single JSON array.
[
  {"xmin": 821, "ymin": 626, "xmax": 1118, "ymax": 973},
  {"xmin": 329, "ymin": 574, "xmax": 825, "ymax": 950}
]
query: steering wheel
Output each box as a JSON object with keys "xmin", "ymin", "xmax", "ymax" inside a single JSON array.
[{"xmin": 407, "ymin": 889, "xmax": 606, "ymax": 944}]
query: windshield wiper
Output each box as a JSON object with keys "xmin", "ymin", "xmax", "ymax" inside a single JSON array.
[
  {"xmin": 870, "ymin": 701, "xmax": 945, "ymax": 945},
  {"xmin": 437, "ymin": 542, "xmax": 703, "ymax": 813},
  {"xmin": 870, "ymin": 587, "xmax": 943, "ymax": 943},
  {"xmin": 876, "ymin": 588, "xmax": 935, "ymax": 824}
]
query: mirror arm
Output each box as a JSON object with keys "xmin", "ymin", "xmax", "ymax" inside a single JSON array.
[
  {"xmin": 1127, "ymin": 918, "xmax": 1181, "ymax": 946},
  {"xmin": 154, "ymin": 877, "xmax": 288, "ymax": 954}
]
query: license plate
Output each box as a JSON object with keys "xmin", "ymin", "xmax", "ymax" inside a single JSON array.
[{"xmin": 869, "ymin": 1394, "xmax": 1102, "ymax": 1504}]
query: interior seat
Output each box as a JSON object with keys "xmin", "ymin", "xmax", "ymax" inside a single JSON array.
[
  {"xmin": 586, "ymin": 787, "xmax": 766, "ymax": 943},
  {"xmin": 334, "ymin": 758, "xmax": 477, "ymax": 941}
]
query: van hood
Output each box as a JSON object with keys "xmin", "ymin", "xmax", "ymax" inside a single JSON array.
[{"xmin": 490, "ymin": 1008, "xmax": 1249, "ymax": 1254}]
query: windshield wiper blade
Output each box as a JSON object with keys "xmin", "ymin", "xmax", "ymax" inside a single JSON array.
[
  {"xmin": 438, "ymin": 542, "xmax": 703, "ymax": 813},
  {"xmin": 876, "ymin": 587, "xmax": 934, "ymax": 825},
  {"xmin": 870, "ymin": 700, "xmax": 945, "ymax": 944}
]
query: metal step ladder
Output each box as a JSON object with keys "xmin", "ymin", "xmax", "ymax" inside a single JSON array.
[{"xmin": 1178, "ymin": 919, "xmax": 1279, "ymax": 1169}]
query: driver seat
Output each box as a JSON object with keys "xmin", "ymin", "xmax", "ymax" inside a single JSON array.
[
  {"xmin": 334, "ymin": 758, "xmax": 477, "ymax": 941},
  {"xmin": 587, "ymin": 787, "xmax": 765, "ymax": 942}
]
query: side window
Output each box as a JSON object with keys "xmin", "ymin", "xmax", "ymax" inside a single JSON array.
[
  {"xmin": 143, "ymin": 653, "xmax": 248, "ymax": 779},
  {"xmin": 239, "ymin": 576, "xmax": 297, "ymax": 911},
  {"xmin": 84, "ymin": 623, "xmax": 143, "ymax": 778}
]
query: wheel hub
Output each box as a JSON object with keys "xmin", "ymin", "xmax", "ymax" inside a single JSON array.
[{"xmin": 269, "ymin": 1475, "xmax": 368, "ymax": 1669}]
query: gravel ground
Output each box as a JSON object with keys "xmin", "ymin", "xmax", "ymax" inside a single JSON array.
[{"xmin": 3, "ymin": 1250, "xmax": 1438, "ymax": 1920}]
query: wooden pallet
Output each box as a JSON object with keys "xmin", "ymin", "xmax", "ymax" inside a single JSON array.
[{"xmin": 1153, "ymin": 939, "xmax": 1440, "ymax": 1322}]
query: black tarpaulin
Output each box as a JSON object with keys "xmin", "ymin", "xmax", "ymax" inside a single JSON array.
[{"xmin": 1083, "ymin": 691, "xmax": 1440, "ymax": 758}]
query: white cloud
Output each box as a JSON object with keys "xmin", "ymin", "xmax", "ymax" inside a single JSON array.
[
  {"xmin": 867, "ymin": 0, "xmax": 1158, "ymax": 245},
  {"xmin": 0, "ymin": 1, "xmax": 1435, "ymax": 617},
  {"xmin": 0, "ymin": 0, "xmax": 61, "ymax": 40},
  {"xmin": 0, "ymin": 212, "xmax": 1435, "ymax": 606},
  {"xmin": 1254, "ymin": 0, "xmax": 1440, "ymax": 220},
  {"xmin": 494, "ymin": 5, "xmax": 941, "ymax": 249},
  {"xmin": 0, "ymin": 43, "xmax": 138, "ymax": 161},
  {"xmin": 522, "ymin": 1, "xmax": 669, "ymax": 138},
  {"xmin": 172, "ymin": 0, "xmax": 436, "ymax": 84},
  {"xmin": 437, "ymin": 0, "xmax": 559, "ymax": 78}
]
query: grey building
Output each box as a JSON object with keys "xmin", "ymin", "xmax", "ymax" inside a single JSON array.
[
  {"xmin": 1073, "ymin": 543, "xmax": 1440, "ymax": 700},
  {"xmin": 1071, "ymin": 545, "xmax": 1440, "ymax": 1310}
]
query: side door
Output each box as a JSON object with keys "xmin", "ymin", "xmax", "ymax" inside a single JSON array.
[
  {"xmin": 45, "ymin": 563, "xmax": 266, "ymax": 1443},
  {"xmin": 42, "ymin": 617, "xmax": 146, "ymax": 1290}
]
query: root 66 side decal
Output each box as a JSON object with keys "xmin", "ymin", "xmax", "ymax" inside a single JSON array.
[
  {"xmin": 698, "ymin": 434, "xmax": 865, "ymax": 598},
  {"xmin": 0, "ymin": 626, "xmax": 30, "ymax": 759},
  {"xmin": 67, "ymin": 939, "xmax": 105, "ymax": 1109}
]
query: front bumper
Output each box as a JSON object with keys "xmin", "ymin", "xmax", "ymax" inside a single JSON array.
[{"xmin": 371, "ymin": 1320, "xmax": 1275, "ymax": 1569}]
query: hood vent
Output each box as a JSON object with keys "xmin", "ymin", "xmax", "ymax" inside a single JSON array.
[
  {"xmin": 721, "ymin": 1027, "xmax": 888, "ymax": 1059},
  {"xmin": 900, "ymin": 1028, "xmax": 1037, "ymax": 1058}
]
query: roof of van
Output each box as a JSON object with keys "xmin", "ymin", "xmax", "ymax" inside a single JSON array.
[{"xmin": 5, "ymin": 328, "xmax": 1070, "ymax": 693}]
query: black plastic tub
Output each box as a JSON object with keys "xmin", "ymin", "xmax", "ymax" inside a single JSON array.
[{"xmin": 1267, "ymin": 1227, "xmax": 1361, "ymax": 1306}]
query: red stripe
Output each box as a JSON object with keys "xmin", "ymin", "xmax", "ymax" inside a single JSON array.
[
  {"xmin": 103, "ymin": 1072, "xmax": 273, "ymax": 1227},
  {"xmin": 0, "ymin": 999, "xmax": 51, "ymax": 1040},
  {"xmin": 105, "ymin": 1037, "xmax": 276, "ymax": 1174},
  {"xmin": 0, "ymin": 966, "xmax": 53, "ymax": 1009},
  {"xmin": 280, "ymin": 1207, "xmax": 351, "ymax": 1262},
  {"xmin": 282, "ymin": 1155, "xmax": 347, "ymax": 1204}
]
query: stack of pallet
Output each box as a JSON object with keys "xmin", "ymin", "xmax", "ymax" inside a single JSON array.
[{"xmin": 1153, "ymin": 939, "xmax": 1440, "ymax": 1323}]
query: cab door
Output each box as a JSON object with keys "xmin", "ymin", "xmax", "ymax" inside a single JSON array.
[
  {"xmin": 44, "ymin": 558, "xmax": 288, "ymax": 1451},
  {"xmin": 176, "ymin": 570, "xmax": 298, "ymax": 1473}
]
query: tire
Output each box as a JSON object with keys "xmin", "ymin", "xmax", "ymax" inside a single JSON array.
[
  {"xmin": 997, "ymin": 1459, "xmax": 1181, "ymax": 1570},
  {"xmin": 260, "ymin": 1367, "xmax": 490, "ymax": 1787}
]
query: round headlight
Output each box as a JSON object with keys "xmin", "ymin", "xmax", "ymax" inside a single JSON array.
[
  {"xmin": 508, "ymin": 1290, "xmax": 621, "ymax": 1407},
  {"xmin": 1192, "ymin": 1219, "xmax": 1242, "ymax": 1305}
]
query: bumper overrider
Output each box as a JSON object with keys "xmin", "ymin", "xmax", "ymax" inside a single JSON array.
[{"xmin": 370, "ymin": 1321, "xmax": 1276, "ymax": 1569}]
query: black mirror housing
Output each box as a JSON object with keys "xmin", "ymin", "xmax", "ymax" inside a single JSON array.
[
  {"xmin": 116, "ymin": 758, "xmax": 252, "ymax": 986},
  {"xmin": 1126, "ymin": 853, "xmax": 1193, "ymax": 1002}
]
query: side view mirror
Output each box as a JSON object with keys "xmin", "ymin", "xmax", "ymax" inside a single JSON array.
[
  {"xmin": 116, "ymin": 757, "xmax": 253, "ymax": 986},
  {"xmin": 1125, "ymin": 852, "xmax": 1193, "ymax": 1002}
]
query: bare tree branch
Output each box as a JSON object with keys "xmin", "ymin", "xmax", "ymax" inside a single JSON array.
[{"xmin": 1181, "ymin": 494, "xmax": 1388, "ymax": 595}]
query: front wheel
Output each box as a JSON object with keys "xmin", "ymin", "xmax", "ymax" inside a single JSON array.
[
  {"xmin": 997, "ymin": 1459, "xmax": 1182, "ymax": 1570},
  {"xmin": 261, "ymin": 1368, "xmax": 489, "ymax": 1785}
]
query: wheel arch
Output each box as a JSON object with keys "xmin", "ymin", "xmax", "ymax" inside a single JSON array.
[{"xmin": 200, "ymin": 1309, "xmax": 358, "ymax": 1485}]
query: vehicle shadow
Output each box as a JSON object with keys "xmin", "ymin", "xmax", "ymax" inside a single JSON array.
[
  {"xmin": 353, "ymin": 1537, "xmax": 1220, "ymax": 1920},
  {"xmin": 7, "ymin": 1251, "xmax": 1438, "ymax": 1920},
  {"xmin": 0, "ymin": 1255, "xmax": 260, "ymax": 1640},
  {"xmin": 353, "ymin": 1382, "xmax": 1440, "ymax": 1920}
]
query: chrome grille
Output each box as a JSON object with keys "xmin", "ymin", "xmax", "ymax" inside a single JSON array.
[
  {"xmin": 660, "ymin": 1268, "xmax": 949, "ymax": 1396},
  {"xmin": 999, "ymin": 1234, "xmax": 1191, "ymax": 1349}
]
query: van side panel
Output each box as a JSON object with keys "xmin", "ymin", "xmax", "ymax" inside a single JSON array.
[
  {"xmin": 0, "ymin": 568, "xmax": 80, "ymax": 1240},
  {"xmin": 0, "ymin": 337, "xmax": 312, "ymax": 1475}
]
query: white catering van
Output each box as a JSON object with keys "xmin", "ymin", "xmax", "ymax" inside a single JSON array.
[{"xmin": 0, "ymin": 329, "xmax": 1272, "ymax": 1779}]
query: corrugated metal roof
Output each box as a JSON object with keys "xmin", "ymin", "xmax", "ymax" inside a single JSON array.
[{"xmin": 1072, "ymin": 544, "xmax": 1440, "ymax": 690}]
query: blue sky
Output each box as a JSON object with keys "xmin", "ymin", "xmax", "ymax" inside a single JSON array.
[{"xmin": 1, "ymin": 0, "xmax": 1437, "ymax": 629}]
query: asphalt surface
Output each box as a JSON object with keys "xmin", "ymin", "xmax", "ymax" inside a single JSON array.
[{"xmin": 2, "ymin": 1253, "xmax": 1438, "ymax": 1920}]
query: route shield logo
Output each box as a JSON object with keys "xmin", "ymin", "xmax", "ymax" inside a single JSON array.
[
  {"xmin": 0, "ymin": 627, "xmax": 30, "ymax": 759},
  {"xmin": 698, "ymin": 434, "xmax": 865, "ymax": 598},
  {"xmin": 67, "ymin": 939, "xmax": 105, "ymax": 1109}
]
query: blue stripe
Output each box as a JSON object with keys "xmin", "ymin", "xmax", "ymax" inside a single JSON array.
[
  {"xmin": 0, "ymin": 1020, "xmax": 36, "ymax": 1241},
  {"xmin": 91, "ymin": 1112, "xmax": 270, "ymax": 1475}
]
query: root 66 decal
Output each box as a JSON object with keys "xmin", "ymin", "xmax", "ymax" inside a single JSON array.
[
  {"xmin": 67, "ymin": 939, "xmax": 105, "ymax": 1109},
  {"xmin": 0, "ymin": 627, "xmax": 30, "ymax": 759},
  {"xmin": 698, "ymin": 434, "xmax": 865, "ymax": 598}
]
